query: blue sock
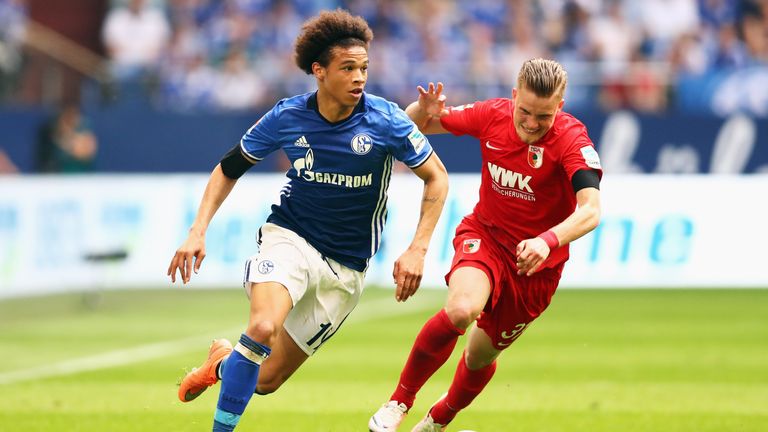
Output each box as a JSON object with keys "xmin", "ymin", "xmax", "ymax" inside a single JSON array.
[{"xmin": 212, "ymin": 334, "xmax": 271, "ymax": 431}]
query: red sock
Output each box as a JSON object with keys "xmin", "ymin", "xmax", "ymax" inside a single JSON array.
[
  {"xmin": 430, "ymin": 352, "xmax": 497, "ymax": 425},
  {"xmin": 390, "ymin": 309, "xmax": 465, "ymax": 408}
]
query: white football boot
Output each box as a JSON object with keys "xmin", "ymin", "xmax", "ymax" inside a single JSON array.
[
  {"xmin": 411, "ymin": 393, "xmax": 448, "ymax": 432},
  {"xmin": 369, "ymin": 400, "xmax": 409, "ymax": 432},
  {"xmin": 410, "ymin": 413, "xmax": 447, "ymax": 432}
]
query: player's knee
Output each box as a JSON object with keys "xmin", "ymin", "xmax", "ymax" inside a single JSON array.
[
  {"xmin": 444, "ymin": 303, "xmax": 480, "ymax": 330},
  {"xmin": 246, "ymin": 320, "xmax": 279, "ymax": 345}
]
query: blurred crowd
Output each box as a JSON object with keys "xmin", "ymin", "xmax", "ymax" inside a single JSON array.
[{"xmin": 2, "ymin": 0, "xmax": 768, "ymax": 113}]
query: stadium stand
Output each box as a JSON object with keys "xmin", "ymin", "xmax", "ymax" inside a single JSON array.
[{"xmin": 1, "ymin": 0, "xmax": 767, "ymax": 173}]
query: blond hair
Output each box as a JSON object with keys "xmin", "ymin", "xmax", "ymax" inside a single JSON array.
[{"xmin": 517, "ymin": 58, "xmax": 568, "ymax": 98}]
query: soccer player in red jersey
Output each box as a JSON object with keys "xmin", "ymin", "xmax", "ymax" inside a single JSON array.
[{"xmin": 369, "ymin": 58, "xmax": 602, "ymax": 432}]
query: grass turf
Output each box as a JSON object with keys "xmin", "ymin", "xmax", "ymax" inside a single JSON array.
[{"xmin": 0, "ymin": 288, "xmax": 766, "ymax": 431}]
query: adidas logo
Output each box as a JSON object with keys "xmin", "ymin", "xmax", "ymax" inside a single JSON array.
[{"xmin": 294, "ymin": 136, "xmax": 309, "ymax": 147}]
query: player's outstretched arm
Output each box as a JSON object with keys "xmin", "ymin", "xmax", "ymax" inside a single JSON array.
[
  {"xmin": 393, "ymin": 153, "xmax": 449, "ymax": 302},
  {"xmin": 167, "ymin": 164, "xmax": 238, "ymax": 284},
  {"xmin": 516, "ymin": 187, "xmax": 601, "ymax": 276},
  {"xmin": 405, "ymin": 82, "xmax": 450, "ymax": 134}
]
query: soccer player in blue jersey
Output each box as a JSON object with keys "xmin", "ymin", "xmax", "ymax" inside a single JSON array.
[{"xmin": 166, "ymin": 9, "xmax": 449, "ymax": 432}]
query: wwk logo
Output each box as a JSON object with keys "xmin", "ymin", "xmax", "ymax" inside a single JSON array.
[{"xmin": 487, "ymin": 162, "xmax": 533, "ymax": 192}]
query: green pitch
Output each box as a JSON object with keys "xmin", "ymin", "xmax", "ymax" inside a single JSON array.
[{"xmin": 1, "ymin": 288, "xmax": 766, "ymax": 431}]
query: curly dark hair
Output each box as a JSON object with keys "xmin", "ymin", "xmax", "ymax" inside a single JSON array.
[{"xmin": 294, "ymin": 9, "xmax": 374, "ymax": 75}]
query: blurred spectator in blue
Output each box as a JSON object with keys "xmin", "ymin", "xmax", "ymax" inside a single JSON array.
[
  {"xmin": 699, "ymin": 0, "xmax": 738, "ymax": 32},
  {"xmin": 159, "ymin": 9, "xmax": 216, "ymax": 111},
  {"xmin": 709, "ymin": 22, "xmax": 749, "ymax": 69},
  {"xmin": 160, "ymin": 52, "xmax": 217, "ymax": 111},
  {"xmin": 204, "ymin": 0, "xmax": 258, "ymax": 62},
  {"xmin": 0, "ymin": 0, "xmax": 27, "ymax": 100},
  {"xmin": 102, "ymin": 0, "xmax": 170, "ymax": 81},
  {"xmin": 211, "ymin": 46, "xmax": 266, "ymax": 111},
  {"xmin": 552, "ymin": 1, "xmax": 595, "ymax": 61},
  {"xmin": 739, "ymin": 0, "xmax": 768, "ymax": 65},
  {"xmin": 36, "ymin": 104, "xmax": 98, "ymax": 173}
]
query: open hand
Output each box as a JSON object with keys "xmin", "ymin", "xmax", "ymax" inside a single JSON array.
[
  {"xmin": 167, "ymin": 232, "xmax": 206, "ymax": 284},
  {"xmin": 417, "ymin": 82, "xmax": 449, "ymax": 118}
]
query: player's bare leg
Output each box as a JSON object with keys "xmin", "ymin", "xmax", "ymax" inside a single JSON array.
[
  {"xmin": 179, "ymin": 285, "xmax": 310, "ymax": 410},
  {"xmin": 212, "ymin": 282, "xmax": 292, "ymax": 431},
  {"xmin": 412, "ymin": 327, "xmax": 500, "ymax": 431},
  {"xmin": 443, "ymin": 266, "xmax": 492, "ymax": 329},
  {"xmin": 463, "ymin": 324, "xmax": 502, "ymax": 368},
  {"xmin": 370, "ymin": 267, "xmax": 490, "ymax": 431},
  {"xmin": 254, "ymin": 325, "xmax": 309, "ymax": 394}
]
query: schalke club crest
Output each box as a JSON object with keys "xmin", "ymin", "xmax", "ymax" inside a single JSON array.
[{"xmin": 350, "ymin": 134, "xmax": 373, "ymax": 155}]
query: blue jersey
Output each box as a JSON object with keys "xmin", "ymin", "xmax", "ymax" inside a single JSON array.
[{"xmin": 240, "ymin": 92, "xmax": 434, "ymax": 271}]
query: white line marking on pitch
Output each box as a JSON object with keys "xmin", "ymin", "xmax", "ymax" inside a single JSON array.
[{"xmin": 0, "ymin": 294, "xmax": 438, "ymax": 386}]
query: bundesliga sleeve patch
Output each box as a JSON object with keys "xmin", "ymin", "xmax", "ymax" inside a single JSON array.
[
  {"xmin": 463, "ymin": 239, "xmax": 481, "ymax": 253},
  {"xmin": 408, "ymin": 128, "xmax": 426, "ymax": 153},
  {"xmin": 580, "ymin": 146, "xmax": 602, "ymax": 169}
]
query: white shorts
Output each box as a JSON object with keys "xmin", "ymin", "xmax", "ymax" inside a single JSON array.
[{"xmin": 243, "ymin": 223, "xmax": 366, "ymax": 356}]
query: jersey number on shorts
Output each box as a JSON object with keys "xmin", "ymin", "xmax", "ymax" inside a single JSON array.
[
  {"xmin": 497, "ymin": 323, "xmax": 528, "ymax": 347},
  {"xmin": 306, "ymin": 314, "xmax": 350, "ymax": 352}
]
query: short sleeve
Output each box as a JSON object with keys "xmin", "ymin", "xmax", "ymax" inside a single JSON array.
[
  {"xmin": 439, "ymin": 100, "xmax": 488, "ymax": 137},
  {"xmin": 561, "ymin": 128, "xmax": 603, "ymax": 180},
  {"xmin": 240, "ymin": 104, "xmax": 281, "ymax": 161},
  {"xmin": 387, "ymin": 107, "xmax": 434, "ymax": 168}
]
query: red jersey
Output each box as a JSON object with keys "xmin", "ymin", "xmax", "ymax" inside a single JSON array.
[{"xmin": 440, "ymin": 98, "xmax": 602, "ymax": 271}]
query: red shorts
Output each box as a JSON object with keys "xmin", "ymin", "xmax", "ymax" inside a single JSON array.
[{"xmin": 445, "ymin": 216, "xmax": 561, "ymax": 350}]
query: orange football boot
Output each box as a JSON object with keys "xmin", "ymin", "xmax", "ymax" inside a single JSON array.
[{"xmin": 178, "ymin": 338, "xmax": 233, "ymax": 402}]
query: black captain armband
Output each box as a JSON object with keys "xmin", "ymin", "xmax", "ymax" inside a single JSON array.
[
  {"xmin": 571, "ymin": 169, "xmax": 601, "ymax": 193},
  {"xmin": 220, "ymin": 144, "xmax": 255, "ymax": 179}
]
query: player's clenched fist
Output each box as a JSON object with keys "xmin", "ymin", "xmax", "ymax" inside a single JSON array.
[{"xmin": 515, "ymin": 237, "xmax": 550, "ymax": 276}]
